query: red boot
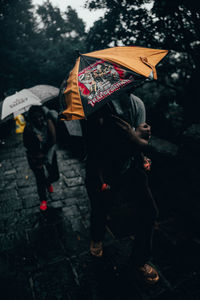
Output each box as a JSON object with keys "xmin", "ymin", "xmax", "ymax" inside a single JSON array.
[{"xmin": 40, "ymin": 200, "xmax": 47, "ymax": 211}]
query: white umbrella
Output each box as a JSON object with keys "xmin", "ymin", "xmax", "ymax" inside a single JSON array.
[
  {"xmin": 0, "ymin": 85, "xmax": 59, "ymax": 121},
  {"xmin": 28, "ymin": 85, "xmax": 59, "ymax": 103},
  {"xmin": 0, "ymin": 89, "xmax": 41, "ymax": 120}
]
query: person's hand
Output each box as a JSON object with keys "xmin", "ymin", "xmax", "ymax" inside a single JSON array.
[
  {"xmin": 111, "ymin": 114, "xmax": 132, "ymax": 133},
  {"xmin": 136, "ymin": 123, "xmax": 151, "ymax": 141},
  {"xmin": 110, "ymin": 115, "xmax": 150, "ymax": 148}
]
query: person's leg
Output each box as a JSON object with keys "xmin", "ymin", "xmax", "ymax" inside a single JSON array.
[
  {"xmin": 87, "ymin": 186, "xmax": 111, "ymax": 258},
  {"xmin": 121, "ymin": 165, "xmax": 159, "ymax": 283},
  {"xmin": 32, "ymin": 167, "xmax": 48, "ymax": 211},
  {"xmin": 86, "ymin": 182, "xmax": 108, "ymax": 243},
  {"xmin": 122, "ymin": 166, "xmax": 158, "ymax": 266},
  {"xmin": 27, "ymin": 155, "xmax": 48, "ymax": 210},
  {"xmin": 45, "ymin": 151, "xmax": 59, "ymax": 188},
  {"xmin": 85, "ymin": 160, "xmax": 111, "ymax": 257}
]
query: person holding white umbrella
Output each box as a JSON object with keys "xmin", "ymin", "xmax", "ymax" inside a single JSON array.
[{"xmin": 23, "ymin": 105, "xmax": 60, "ymax": 211}]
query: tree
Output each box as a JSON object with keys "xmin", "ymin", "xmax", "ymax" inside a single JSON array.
[
  {"xmin": 0, "ymin": 0, "xmax": 37, "ymax": 98},
  {"xmin": 0, "ymin": 0, "xmax": 87, "ymax": 100},
  {"xmin": 85, "ymin": 0, "xmax": 200, "ymax": 124},
  {"xmin": 30, "ymin": 1, "xmax": 87, "ymax": 88}
]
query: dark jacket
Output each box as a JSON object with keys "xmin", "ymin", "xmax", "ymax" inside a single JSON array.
[
  {"xmin": 23, "ymin": 117, "xmax": 56, "ymax": 169},
  {"xmin": 85, "ymin": 93, "xmax": 146, "ymax": 188}
]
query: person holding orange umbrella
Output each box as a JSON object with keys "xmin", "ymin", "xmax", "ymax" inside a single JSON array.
[
  {"xmin": 60, "ymin": 46, "xmax": 168, "ymax": 121},
  {"xmin": 60, "ymin": 46, "xmax": 168, "ymax": 284},
  {"xmin": 85, "ymin": 91, "xmax": 159, "ymax": 284}
]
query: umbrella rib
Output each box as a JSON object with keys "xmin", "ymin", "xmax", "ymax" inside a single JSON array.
[{"xmin": 80, "ymin": 54, "xmax": 92, "ymax": 67}]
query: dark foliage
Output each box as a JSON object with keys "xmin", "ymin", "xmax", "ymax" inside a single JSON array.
[
  {"xmin": 85, "ymin": 0, "xmax": 200, "ymax": 128},
  {"xmin": 0, "ymin": 0, "xmax": 86, "ymax": 99}
]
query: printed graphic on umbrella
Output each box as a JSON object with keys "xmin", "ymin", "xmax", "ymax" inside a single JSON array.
[
  {"xmin": 60, "ymin": 46, "xmax": 168, "ymax": 121},
  {"xmin": 0, "ymin": 85, "xmax": 59, "ymax": 121}
]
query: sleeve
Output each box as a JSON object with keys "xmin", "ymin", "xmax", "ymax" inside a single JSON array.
[
  {"xmin": 130, "ymin": 94, "xmax": 146, "ymax": 128},
  {"xmin": 42, "ymin": 119, "xmax": 56, "ymax": 154}
]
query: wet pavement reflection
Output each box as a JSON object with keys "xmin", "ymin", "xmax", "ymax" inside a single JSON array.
[{"xmin": 0, "ymin": 134, "xmax": 199, "ymax": 300}]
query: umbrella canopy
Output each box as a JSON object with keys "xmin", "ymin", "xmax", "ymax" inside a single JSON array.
[
  {"xmin": 28, "ymin": 85, "xmax": 59, "ymax": 103},
  {"xmin": 0, "ymin": 85, "xmax": 59, "ymax": 121},
  {"xmin": 60, "ymin": 46, "xmax": 168, "ymax": 121}
]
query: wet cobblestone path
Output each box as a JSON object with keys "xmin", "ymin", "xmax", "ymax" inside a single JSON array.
[{"xmin": 0, "ymin": 134, "xmax": 200, "ymax": 300}]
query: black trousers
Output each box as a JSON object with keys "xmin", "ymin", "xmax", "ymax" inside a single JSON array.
[
  {"xmin": 28, "ymin": 151, "xmax": 59, "ymax": 201},
  {"xmin": 86, "ymin": 162, "xmax": 158, "ymax": 266}
]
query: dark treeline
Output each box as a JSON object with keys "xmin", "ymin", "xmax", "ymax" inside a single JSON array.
[
  {"xmin": 85, "ymin": 0, "xmax": 200, "ymax": 128},
  {"xmin": 0, "ymin": 0, "xmax": 86, "ymax": 99},
  {"xmin": 0, "ymin": 0, "xmax": 200, "ymax": 137}
]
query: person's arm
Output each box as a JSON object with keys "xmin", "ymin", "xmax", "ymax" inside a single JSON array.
[
  {"xmin": 111, "ymin": 114, "xmax": 151, "ymax": 150},
  {"xmin": 130, "ymin": 94, "xmax": 153, "ymax": 169},
  {"xmin": 43, "ymin": 119, "xmax": 56, "ymax": 154},
  {"xmin": 23, "ymin": 126, "xmax": 45, "ymax": 168},
  {"xmin": 47, "ymin": 119, "xmax": 56, "ymax": 145},
  {"xmin": 130, "ymin": 94, "xmax": 146, "ymax": 128}
]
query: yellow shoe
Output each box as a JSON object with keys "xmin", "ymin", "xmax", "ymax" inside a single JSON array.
[
  {"xmin": 137, "ymin": 263, "xmax": 159, "ymax": 284},
  {"xmin": 90, "ymin": 241, "xmax": 103, "ymax": 258}
]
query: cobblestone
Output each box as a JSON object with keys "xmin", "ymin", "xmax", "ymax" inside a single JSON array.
[{"xmin": 0, "ymin": 133, "xmax": 199, "ymax": 300}]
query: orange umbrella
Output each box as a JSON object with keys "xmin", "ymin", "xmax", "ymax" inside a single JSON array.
[{"xmin": 60, "ymin": 46, "xmax": 168, "ymax": 121}]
